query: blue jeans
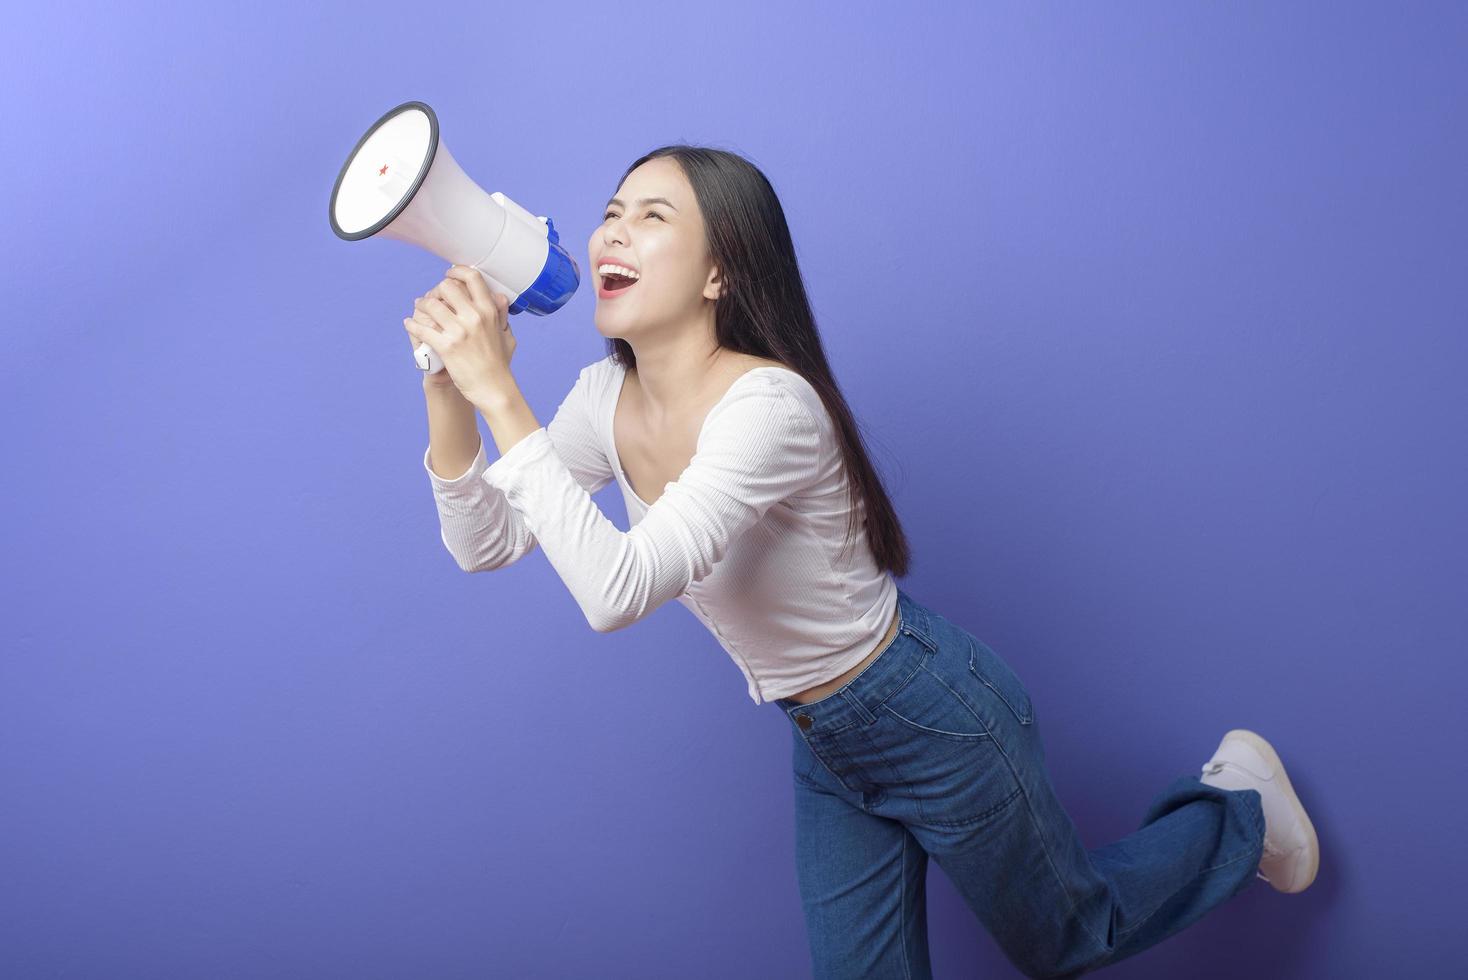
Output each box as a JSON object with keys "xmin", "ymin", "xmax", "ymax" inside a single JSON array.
[{"xmin": 775, "ymin": 588, "xmax": 1266, "ymax": 979}]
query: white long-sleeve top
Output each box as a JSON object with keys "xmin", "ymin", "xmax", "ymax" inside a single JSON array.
[{"xmin": 421, "ymin": 353, "xmax": 898, "ymax": 705}]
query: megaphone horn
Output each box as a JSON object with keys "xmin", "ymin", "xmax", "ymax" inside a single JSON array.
[{"xmin": 328, "ymin": 100, "xmax": 580, "ymax": 375}]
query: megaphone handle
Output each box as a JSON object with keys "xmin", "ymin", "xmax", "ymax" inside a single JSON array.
[{"xmin": 414, "ymin": 342, "xmax": 446, "ymax": 376}]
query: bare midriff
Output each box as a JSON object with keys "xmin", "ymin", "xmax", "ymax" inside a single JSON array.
[{"xmin": 785, "ymin": 603, "xmax": 902, "ymax": 705}]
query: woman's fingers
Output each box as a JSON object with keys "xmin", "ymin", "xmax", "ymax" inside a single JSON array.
[
  {"xmin": 422, "ymin": 287, "xmax": 455, "ymax": 318},
  {"xmin": 447, "ymin": 265, "xmax": 496, "ymax": 313},
  {"xmin": 437, "ymin": 278, "xmax": 477, "ymax": 323},
  {"xmin": 402, "ymin": 313, "xmax": 440, "ymax": 347},
  {"xmin": 444, "ymin": 270, "xmax": 508, "ymax": 331},
  {"xmin": 415, "ymin": 296, "xmax": 458, "ymax": 332},
  {"xmin": 406, "ymin": 313, "xmax": 431, "ymax": 350},
  {"xmin": 406, "ymin": 308, "xmax": 438, "ymax": 343}
]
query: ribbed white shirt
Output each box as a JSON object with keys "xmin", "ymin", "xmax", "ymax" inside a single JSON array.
[{"xmin": 421, "ymin": 353, "xmax": 898, "ymax": 705}]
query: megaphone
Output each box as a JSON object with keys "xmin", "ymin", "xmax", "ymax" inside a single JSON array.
[{"xmin": 328, "ymin": 100, "xmax": 580, "ymax": 376}]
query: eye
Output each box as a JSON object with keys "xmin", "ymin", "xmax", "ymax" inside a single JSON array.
[{"xmin": 603, "ymin": 210, "xmax": 665, "ymax": 222}]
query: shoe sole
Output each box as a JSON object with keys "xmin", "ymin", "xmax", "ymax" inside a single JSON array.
[{"xmin": 1226, "ymin": 728, "xmax": 1319, "ymax": 893}]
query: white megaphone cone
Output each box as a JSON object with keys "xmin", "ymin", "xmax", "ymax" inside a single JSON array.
[{"xmin": 328, "ymin": 100, "xmax": 580, "ymax": 376}]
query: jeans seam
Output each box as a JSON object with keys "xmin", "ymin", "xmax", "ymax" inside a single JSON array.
[
  {"xmin": 1202, "ymin": 845, "xmax": 1263, "ymax": 875},
  {"xmin": 907, "ymin": 661, "xmax": 993, "ymax": 739},
  {"xmin": 1112, "ymin": 847, "xmax": 1261, "ymax": 945},
  {"xmin": 988, "ymin": 734, "xmax": 1113, "ymax": 956},
  {"xmin": 862, "ymin": 704, "xmax": 1021, "ymax": 828},
  {"xmin": 799, "ymin": 735, "xmax": 864, "ymax": 797},
  {"xmin": 801, "ymin": 743, "xmax": 823, "ymax": 786},
  {"xmin": 850, "ymin": 717, "xmax": 923, "ymax": 818},
  {"xmin": 967, "ymin": 635, "xmax": 1033, "ymax": 726},
  {"xmin": 881, "ymin": 701, "xmax": 993, "ymax": 742},
  {"xmin": 1111, "ymin": 793, "xmax": 1266, "ymax": 946},
  {"xmin": 901, "ymin": 831, "xmax": 912, "ymax": 979}
]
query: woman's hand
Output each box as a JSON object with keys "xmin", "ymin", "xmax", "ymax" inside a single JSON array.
[
  {"xmin": 411, "ymin": 315, "xmax": 457, "ymax": 389},
  {"xmin": 404, "ymin": 265, "xmax": 517, "ymax": 404}
]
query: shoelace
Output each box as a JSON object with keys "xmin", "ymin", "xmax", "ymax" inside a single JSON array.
[
  {"xmin": 1259, "ymin": 838, "xmax": 1284, "ymax": 881},
  {"xmin": 1256, "ymin": 825, "xmax": 1289, "ymax": 883},
  {"xmin": 1202, "ymin": 761, "xmax": 1280, "ymax": 883}
]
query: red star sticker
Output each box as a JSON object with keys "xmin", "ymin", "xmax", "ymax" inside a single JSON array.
[{"xmin": 378, "ymin": 163, "xmax": 389, "ymax": 176}]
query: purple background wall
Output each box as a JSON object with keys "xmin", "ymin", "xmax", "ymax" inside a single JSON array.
[{"xmin": 3, "ymin": 2, "xmax": 1464, "ymax": 977}]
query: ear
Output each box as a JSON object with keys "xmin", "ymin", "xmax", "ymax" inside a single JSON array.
[{"xmin": 703, "ymin": 265, "xmax": 722, "ymax": 302}]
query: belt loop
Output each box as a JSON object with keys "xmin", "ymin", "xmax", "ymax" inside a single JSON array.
[
  {"xmin": 840, "ymin": 687, "xmax": 876, "ymax": 724},
  {"xmin": 902, "ymin": 596, "xmax": 937, "ymax": 654}
]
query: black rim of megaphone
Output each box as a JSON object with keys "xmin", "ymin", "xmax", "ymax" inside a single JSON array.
[{"xmin": 328, "ymin": 100, "xmax": 439, "ymax": 241}]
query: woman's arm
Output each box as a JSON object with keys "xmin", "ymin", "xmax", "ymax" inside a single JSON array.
[
  {"xmin": 424, "ymin": 364, "xmax": 614, "ymax": 572},
  {"xmin": 478, "ymin": 374, "xmax": 822, "ymax": 631},
  {"xmin": 424, "ymin": 380, "xmax": 482, "ymax": 479}
]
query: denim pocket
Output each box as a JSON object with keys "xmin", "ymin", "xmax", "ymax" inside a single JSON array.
[
  {"xmin": 880, "ymin": 661, "xmax": 993, "ymax": 742},
  {"xmin": 967, "ymin": 635, "xmax": 1033, "ymax": 726}
]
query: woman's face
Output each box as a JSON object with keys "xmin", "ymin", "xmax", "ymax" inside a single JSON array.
[{"xmin": 588, "ymin": 157, "xmax": 721, "ymax": 339}]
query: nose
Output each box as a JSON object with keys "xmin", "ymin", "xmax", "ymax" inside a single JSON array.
[{"xmin": 601, "ymin": 214, "xmax": 628, "ymax": 245}]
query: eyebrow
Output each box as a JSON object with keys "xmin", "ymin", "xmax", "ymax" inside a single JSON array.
[{"xmin": 606, "ymin": 196, "xmax": 679, "ymax": 212}]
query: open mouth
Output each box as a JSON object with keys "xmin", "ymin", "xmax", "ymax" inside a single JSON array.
[{"xmin": 601, "ymin": 273, "xmax": 639, "ymax": 294}]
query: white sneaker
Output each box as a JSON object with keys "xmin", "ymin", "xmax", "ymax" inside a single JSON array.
[{"xmin": 1199, "ymin": 729, "xmax": 1319, "ymax": 893}]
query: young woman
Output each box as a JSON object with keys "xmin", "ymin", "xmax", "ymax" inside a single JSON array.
[{"xmin": 405, "ymin": 146, "xmax": 1320, "ymax": 979}]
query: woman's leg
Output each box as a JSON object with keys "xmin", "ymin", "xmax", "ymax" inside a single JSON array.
[
  {"xmin": 914, "ymin": 734, "xmax": 1267, "ymax": 976},
  {"xmin": 791, "ymin": 725, "xmax": 934, "ymax": 980},
  {"xmin": 779, "ymin": 588, "xmax": 1267, "ymax": 979},
  {"xmin": 895, "ymin": 626, "xmax": 1268, "ymax": 978}
]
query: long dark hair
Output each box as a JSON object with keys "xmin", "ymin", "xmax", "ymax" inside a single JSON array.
[{"xmin": 605, "ymin": 145, "xmax": 912, "ymax": 578}]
